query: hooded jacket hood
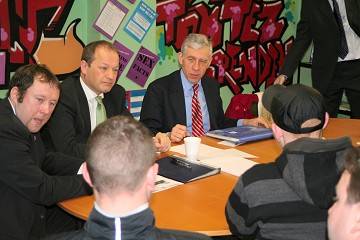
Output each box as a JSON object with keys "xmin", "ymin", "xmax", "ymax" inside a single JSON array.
[{"xmin": 276, "ymin": 136, "xmax": 351, "ymax": 208}]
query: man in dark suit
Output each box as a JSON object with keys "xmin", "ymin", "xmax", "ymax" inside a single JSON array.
[
  {"xmin": 0, "ymin": 64, "xmax": 90, "ymax": 239},
  {"xmin": 275, "ymin": 0, "xmax": 360, "ymax": 118},
  {"xmin": 140, "ymin": 33, "xmax": 268, "ymax": 143},
  {"xmin": 44, "ymin": 41, "xmax": 170, "ymax": 158}
]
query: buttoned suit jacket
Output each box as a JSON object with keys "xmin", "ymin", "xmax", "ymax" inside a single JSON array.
[
  {"xmin": 280, "ymin": 0, "xmax": 360, "ymax": 94},
  {"xmin": 0, "ymin": 99, "xmax": 90, "ymax": 240},
  {"xmin": 140, "ymin": 70, "xmax": 237, "ymax": 135},
  {"xmin": 43, "ymin": 75, "xmax": 131, "ymax": 158}
]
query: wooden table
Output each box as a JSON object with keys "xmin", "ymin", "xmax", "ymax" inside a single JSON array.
[{"xmin": 59, "ymin": 118, "xmax": 360, "ymax": 236}]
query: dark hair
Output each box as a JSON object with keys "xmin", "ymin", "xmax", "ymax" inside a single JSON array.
[
  {"xmin": 85, "ymin": 116, "xmax": 156, "ymax": 194},
  {"xmin": 81, "ymin": 40, "xmax": 118, "ymax": 65},
  {"xmin": 343, "ymin": 146, "xmax": 360, "ymax": 204},
  {"xmin": 7, "ymin": 64, "xmax": 60, "ymax": 102}
]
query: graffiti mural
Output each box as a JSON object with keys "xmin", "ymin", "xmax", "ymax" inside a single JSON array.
[
  {"xmin": 156, "ymin": 0, "xmax": 295, "ymax": 93},
  {"xmin": 0, "ymin": 0, "xmax": 84, "ymax": 89}
]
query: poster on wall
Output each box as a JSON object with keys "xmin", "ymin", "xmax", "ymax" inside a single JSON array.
[
  {"xmin": 124, "ymin": 1, "xmax": 156, "ymax": 43},
  {"xmin": 113, "ymin": 41, "xmax": 134, "ymax": 78},
  {"xmin": 93, "ymin": 0, "xmax": 128, "ymax": 40},
  {"xmin": 126, "ymin": 46, "xmax": 158, "ymax": 87},
  {"xmin": 0, "ymin": 52, "xmax": 5, "ymax": 86}
]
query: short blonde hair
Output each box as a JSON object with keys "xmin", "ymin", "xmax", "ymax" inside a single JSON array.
[{"xmin": 85, "ymin": 116, "xmax": 156, "ymax": 194}]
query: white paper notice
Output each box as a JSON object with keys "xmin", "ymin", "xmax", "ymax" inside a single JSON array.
[{"xmin": 93, "ymin": 0, "xmax": 128, "ymax": 39}]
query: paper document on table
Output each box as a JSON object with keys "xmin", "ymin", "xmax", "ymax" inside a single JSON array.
[
  {"xmin": 222, "ymin": 148, "xmax": 258, "ymax": 159},
  {"xmin": 200, "ymin": 156, "xmax": 258, "ymax": 177},
  {"xmin": 170, "ymin": 143, "xmax": 225, "ymax": 160},
  {"xmin": 170, "ymin": 143, "xmax": 257, "ymax": 160},
  {"xmin": 153, "ymin": 175, "xmax": 183, "ymax": 193}
]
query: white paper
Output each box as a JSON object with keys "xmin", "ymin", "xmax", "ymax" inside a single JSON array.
[
  {"xmin": 170, "ymin": 143, "xmax": 257, "ymax": 160},
  {"xmin": 153, "ymin": 175, "xmax": 183, "ymax": 193},
  {"xmin": 170, "ymin": 143, "xmax": 225, "ymax": 160},
  {"xmin": 200, "ymin": 156, "xmax": 258, "ymax": 177},
  {"xmin": 222, "ymin": 148, "xmax": 258, "ymax": 159},
  {"xmin": 94, "ymin": 1, "xmax": 127, "ymax": 38}
]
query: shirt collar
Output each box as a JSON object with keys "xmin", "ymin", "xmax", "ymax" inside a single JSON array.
[
  {"xmin": 80, "ymin": 76, "xmax": 104, "ymax": 100},
  {"xmin": 94, "ymin": 202, "xmax": 149, "ymax": 218},
  {"xmin": 180, "ymin": 70, "xmax": 202, "ymax": 94}
]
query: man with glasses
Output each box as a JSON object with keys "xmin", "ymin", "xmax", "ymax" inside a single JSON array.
[{"xmin": 140, "ymin": 33, "xmax": 268, "ymax": 143}]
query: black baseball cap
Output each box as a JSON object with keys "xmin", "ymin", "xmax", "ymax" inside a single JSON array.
[{"xmin": 262, "ymin": 84, "xmax": 326, "ymax": 134}]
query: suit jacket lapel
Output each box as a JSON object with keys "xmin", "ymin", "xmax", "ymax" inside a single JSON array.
[
  {"xmin": 75, "ymin": 79, "xmax": 92, "ymax": 136},
  {"xmin": 345, "ymin": 0, "xmax": 360, "ymax": 36},
  {"xmin": 317, "ymin": 0, "xmax": 335, "ymax": 22},
  {"xmin": 170, "ymin": 71, "xmax": 186, "ymax": 125}
]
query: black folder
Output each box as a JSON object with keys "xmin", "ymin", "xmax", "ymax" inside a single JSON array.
[{"xmin": 157, "ymin": 156, "xmax": 221, "ymax": 183}]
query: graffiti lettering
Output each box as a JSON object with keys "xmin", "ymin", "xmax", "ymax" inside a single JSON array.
[
  {"xmin": 0, "ymin": 0, "xmax": 75, "ymax": 88},
  {"xmin": 157, "ymin": 0, "xmax": 294, "ymax": 93}
]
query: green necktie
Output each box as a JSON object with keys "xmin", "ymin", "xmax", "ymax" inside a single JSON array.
[{"xmin": 95, "ymin": 96, "xmax": 107, "ymax": 125}]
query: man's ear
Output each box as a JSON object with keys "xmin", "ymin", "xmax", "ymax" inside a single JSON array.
[
  {"xmin": 9, "ymin": 87, "xmax": 20, "ymax": 104},
  {"xmin": 145, "ymin": 163, "xmax": 158, "ymax": 193},
  {"xmin": 322, "ymin": 112, "xmax": 330, "ymax": 129},
  {"xmin": 271, "ymin": 123, "xmax": 283, "ymax": 140},
  {"xmin": 177, "ymin": 52, "xmax": 183, "ymax": 66},
  {"xmin": 82, "ymin": 162, "xmax": 93, "ymax": 187},
  {"xmin": 207, "ymin": 56, "xmax": 213, "ymax": 68},
  {"xmin": 80, "ymin": 60, "xmax": 88, "ymax": 77}
]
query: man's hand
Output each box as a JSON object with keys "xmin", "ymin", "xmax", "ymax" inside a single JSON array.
[
  {"xmin": 274, "ymin": 74, "xmax": 288, "ymax": 85},
  {"xmin": 169, "ymin": 124, "xmax": 187, "ymax": 142},
  {"xmin": 153, "ymin": 132, "xmax": 171, "ymax": 152},
  {"xmin": 243, "ymin": 117, "xmax": 270, "ymax": 128}
]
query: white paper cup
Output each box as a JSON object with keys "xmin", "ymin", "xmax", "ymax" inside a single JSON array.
[{"xmin": 184, "ymin": 137, "xmax": 201, "ymax": 161}]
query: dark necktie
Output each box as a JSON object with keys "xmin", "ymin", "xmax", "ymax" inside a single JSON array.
[
  {"xmin": 332, "ymin": 0, "xmax": 349, "ymax": 59},
  {"xmin": 191, "ymin": 84, "xmax": 205, "ymax": 137}
]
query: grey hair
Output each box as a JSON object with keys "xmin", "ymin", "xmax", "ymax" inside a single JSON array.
[{"xmin": 181, "ymin": 33, "xmax": 212, "ymax": 55}]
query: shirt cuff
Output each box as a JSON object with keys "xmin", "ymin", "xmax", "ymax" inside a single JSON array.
[{"xmin": 237, "ymin": 119, "xmax": 244, "ymax": 126}]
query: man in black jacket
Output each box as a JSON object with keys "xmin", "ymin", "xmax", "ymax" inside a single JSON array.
[
  {"xmin": 44, "ymin": 40, "xmax": 170, "ymax": 158},
  {"xmin": 275, "ymin": 0, "xmax": 360, "ymax": 118},
  {"xmin": 0, "ymin": 64, "xmax": 90, "ymax": 239},
  {"xmin": 47, "ymin": 115, "xmax": 211, "ymax": 240},
  {"xmin": 226, "ymin": 84, "xmax": 352, "ymax": 240}
]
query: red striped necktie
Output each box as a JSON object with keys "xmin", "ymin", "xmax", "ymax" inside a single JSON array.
[{"xmin": 191, "ymin": 84, "xmax": 205, "ymax": 136}]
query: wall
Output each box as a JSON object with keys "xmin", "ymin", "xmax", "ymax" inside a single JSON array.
[{"xmin": 0, "ymin": 0, "xmax": 304, "ymax": 112}]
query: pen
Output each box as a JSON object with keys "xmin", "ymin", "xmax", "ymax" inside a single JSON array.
[{"xmin": 171, "ymin": 157, "xmax": 192, "ymax": 169}]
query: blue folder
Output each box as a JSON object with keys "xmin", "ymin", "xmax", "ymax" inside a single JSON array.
[{"xmin": 206, "ymin": 126, "xmax": 273, "ymax": 145}]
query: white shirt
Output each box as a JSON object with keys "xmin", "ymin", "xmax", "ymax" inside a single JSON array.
[
  {"xmin": 328, "ymin": 0, "xmax": 360, "ymax": 61},
  {"xmin": 79, "ymin": 77, "xmax": 104, "ymax": 132}
]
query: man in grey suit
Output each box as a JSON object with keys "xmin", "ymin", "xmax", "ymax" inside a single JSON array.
[
  {"xmin": 275, "ymin": 0, "xmax": 360, "ymax": 118},
  {"xmin": 44, "ymin": 41, "xmax": 170, "ymax": 158}
]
